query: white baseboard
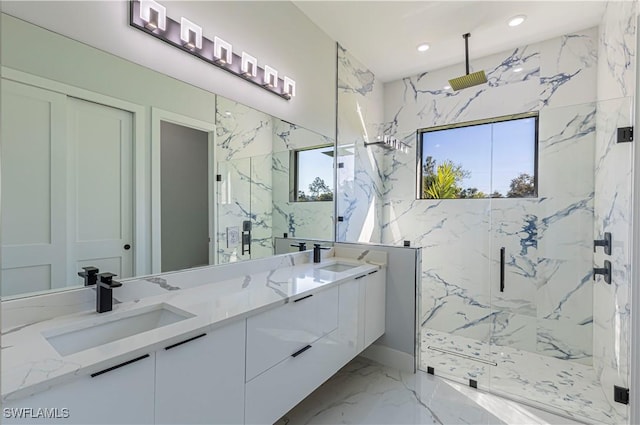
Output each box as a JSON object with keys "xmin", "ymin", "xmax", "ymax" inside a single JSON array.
[{"xmin": 359, "ymin": 344, "xmax": 415, "ymax": 373}]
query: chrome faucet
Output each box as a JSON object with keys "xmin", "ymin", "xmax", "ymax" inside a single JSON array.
[{"xmin": 96, "ymin": 272, "xmax": 122, "ymax": 313}]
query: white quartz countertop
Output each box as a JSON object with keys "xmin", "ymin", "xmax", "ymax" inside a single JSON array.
[{"xmin": 1, "ymin": 257, "xmax": 382, "ymax": 401}]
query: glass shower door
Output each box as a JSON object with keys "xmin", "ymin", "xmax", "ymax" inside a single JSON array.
[
  {"xmin": 216, "ymin": 153, "xmax": 273, "ymax": 264},
  {"xmin": 416, "ymin": 120, "xmax": 494, "ymax": 389},
  {"xmin": 487, "ymin": 99, "xmax": 632, "ymax": 425}
]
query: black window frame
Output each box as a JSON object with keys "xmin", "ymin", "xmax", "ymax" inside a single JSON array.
[
  {"xmin": 416, "ymin": 111, "xmax": 539, "ymax": 200},
  {"xmin": 291, "ymin": 143, "xmax": 335, "ymax": 202}
]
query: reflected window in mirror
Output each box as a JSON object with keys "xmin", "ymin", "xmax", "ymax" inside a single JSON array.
[{"xmin": 292, "ymin": 145, "xmax": 334, "ymax": 202}]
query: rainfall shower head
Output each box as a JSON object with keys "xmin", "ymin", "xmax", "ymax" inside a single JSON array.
[{"xmin": 448, "ymin": 33, "xmax": 487, "ymax": 91}]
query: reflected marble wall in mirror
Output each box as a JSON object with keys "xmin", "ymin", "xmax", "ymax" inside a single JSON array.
[
  {"xmin": 0, "ymin": 13, "xmax": 335, "ymax": 299},
  {"xmin": 215, "ymin": 96, "xmax": 335, "ymax": 264}
]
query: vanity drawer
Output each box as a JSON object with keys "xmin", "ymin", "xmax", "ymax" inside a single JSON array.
[
  {"xmin": 245, "ymin": 285, "xmax": 338, "ymax": 382},
  {"xmin": 245, "ymin": 329, "xmax": 345, "ymax": 425}
]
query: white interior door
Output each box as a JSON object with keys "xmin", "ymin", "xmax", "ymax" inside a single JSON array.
[
  {"xmin": 1, "ymin": 80, "xmax": 68, "ymax": 296},
  {"xmin": 67, "ymin": 97, "xmax": 133, "ymax": 284}
]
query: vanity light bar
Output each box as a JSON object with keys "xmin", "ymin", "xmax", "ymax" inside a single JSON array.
[
  {"xmin": 263, "ymin": 65, "xmax": 278, "ymax": 88},
  {"xmin": 214, "ymin": 37, "xmax": 233, "ymax": 65},
  {"xmin": 180, "ymin": 17, "xmax": 202, "ymax": 50},
  {"xmin": 130, "ymin": 0, "xmax": 295, "ymax": 100},
  {"xmin": 140, "ymin": 0, "xmax": 166, "ymax": 31},
  {"xmin": 284, "ymin": 76, "xmax": 296, "ymax": 99},
  {"xmin": 241, "ymin": 52, "xmax": 258, "ymax": 77}
]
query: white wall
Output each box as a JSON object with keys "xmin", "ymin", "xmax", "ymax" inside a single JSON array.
[{"xmin": 0, "ymin": 1, "xmax": 336, "ymax": 137}]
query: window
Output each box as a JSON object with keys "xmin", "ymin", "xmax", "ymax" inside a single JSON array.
[
  {"xmin": 418, "ymin": 112, "xmax": 538, "ymax": 199},
  {"xmin": 292, "ymin": 145, "xmax": 334, "ymax": 202}
]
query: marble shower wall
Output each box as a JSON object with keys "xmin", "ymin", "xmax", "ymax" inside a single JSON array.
[
  {"xmin": 272, "ymin": 119, "xmax": 334, "ymax": 241},
  {"xmin": 336, "ymin": 44, "xmax": 385, "ymax": 243},
  {"xmin": 381, "ymin": 28, "xmax": 600, "ymax": 363},
  {"xmin": 215, "ymin": 97, "xmax": 336, "ymax": 262},
  {"xmin": 593, "ymin": 0, "xmax": 637, "ymax": 408},
  {"xmin": 216, "ymin": 97, "xmax": 273, "ymax": 263}
]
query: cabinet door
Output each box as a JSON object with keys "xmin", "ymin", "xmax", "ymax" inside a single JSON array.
[
  {"xmin": 155, "ymin": 321, "xmax": 245, "ymax": 424},
  {"xmin": 3, "ymin": 354, "xmax": 155, "ymax": 424},
  {"xmin": 361, "ymin": 268, "xmax": 386, "ymax": 348}
]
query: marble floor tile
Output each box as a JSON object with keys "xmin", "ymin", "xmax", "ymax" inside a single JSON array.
[
  {"xmin": 420, "ymin": 329, "xmax": 627, "ymax": 425},
  {"xmin": 278, "ymin": 357, "xmax": 583, "ymax": 425}
]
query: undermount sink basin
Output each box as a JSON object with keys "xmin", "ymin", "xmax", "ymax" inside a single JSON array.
[
  {"xmin": 43, "ymin": 304, "xmax": 194, "ymax": 356},
  {"xmin": 317, "ymin": 262, "xmax": 359, "ymax": 273}
]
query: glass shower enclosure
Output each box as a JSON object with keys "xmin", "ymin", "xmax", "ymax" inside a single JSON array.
[{"xmin": 418, "ymin": 98, "xmax": 633, "ymax": 424}]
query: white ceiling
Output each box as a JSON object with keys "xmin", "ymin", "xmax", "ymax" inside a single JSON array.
[{"xmin": 293, "ymin": 1, "xmax": 607, "ymax": 82}]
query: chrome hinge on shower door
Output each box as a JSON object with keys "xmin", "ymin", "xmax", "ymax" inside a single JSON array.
[{"xmin": 614, "ymin": 385, "xmax": 630, "ymax": 405}]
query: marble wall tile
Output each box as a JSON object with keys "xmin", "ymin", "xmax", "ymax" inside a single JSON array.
[
  {"xmin": 337, "ymin": 44, "xmax": 385, "ymax": 244},
  {"xmin": 537, "ymin": 103, "xmax": 597, "ymax": 199},
  {"xmin": 215, "ymin": 99, "xmax": 336, "ymax": 262},
  {"xmin": 490, "ymin": 311, "xmax": 537, "ymax": 353},
  {"xmin": 538, "ymin": 28, "xmax": 598, "ymax": 108},
  {"xmin": 592, "ymin": 4, "xmax": 637, "ymax": 400},
  {"xmin": 272, "ymin": 118, "xmax": 333, "ymax": 153},
  {"xmin": 593, "ymin": 96, "xmax": 634, "ymax": 388},
  {"xmin": 490, "ymin": 199, "xmax": 540, "ymax": 318},
  {"xmin": 216, "ymin": 157, "xmax": 252, "ymax": 263},
  {"xmin": 271, "ymin": 119, "xmax": 335, "ymax": 241},
  {"xmin": 537, "ymin": 318, "xmax": 592, "ymax": 365},
  {"xmin": 378, "ymin": 29, "xmax": 599, "ymax": 369},
  {"xmin": 214, "ymin": 146, "xmax": 273, "ymax": 264},
  {"xmin": 215, "ymin": 97, "xmax": 273, "ymax": 161},
  {"xmin": 249, "ymin": 154, "xmax": 274, "ymax": 260},
  {"xmin": 597, "ymin": 1, "xmax": 637, "ymax": 100}
]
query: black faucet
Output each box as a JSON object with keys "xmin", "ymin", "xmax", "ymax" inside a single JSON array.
[
  {"xmin": 78, "ymin": 266, "xmax": 99, "ymax": 286},
  {"xmin": 313, "ymin": 244, "xmax": 331, "ymax": 263},
  {"xmin": 96, "ymin": 272, "xmax": 122, "ymax": 313},
  {"xmin": 291, "ymin": 242, "xmax": 307, "ymax": 252}
]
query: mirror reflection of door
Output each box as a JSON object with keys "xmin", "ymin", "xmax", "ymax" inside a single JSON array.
[
  {"xmin": 160, "ymin": 121, "xmax": 210, "ymax": 272},
  {"xmin": 69, "ymin": 98, "xmax": 134, "ymax": 284},
  {"xmin": 1, "ymin": 80, "xmax": 134, "ymax": 297}
]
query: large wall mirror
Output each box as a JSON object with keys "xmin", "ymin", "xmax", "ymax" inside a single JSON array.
[{"xmin": 0, "ymin": 13, "xmax": 335, "ymax": 299}]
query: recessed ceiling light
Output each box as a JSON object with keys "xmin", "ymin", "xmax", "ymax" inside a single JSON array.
[
  {"xmin": 443, "ymin": 85, "xmax": 451, "ymax": 90},
  {"xmin": 508, "ymin": 15, "xmax": 526, "ymax": 27},
  {"xmin": 417, "ymin": 43, "xmax": 430, "ymax": 52},
  {"xmin": 513, "ymin": 67, "xmax": 523, "ymax": 73}
]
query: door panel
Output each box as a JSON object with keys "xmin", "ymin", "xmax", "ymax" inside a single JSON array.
[
  {"xmin": 68, "ymin": 97, "xmax": 134, "ymax": 284},
  {"xmin": 1, "ymin": 80, "xmax": 68, "ymax": 295},
  {"xmin": 160, "ymin": 121, "xmax": 210, "ymax": 272}
]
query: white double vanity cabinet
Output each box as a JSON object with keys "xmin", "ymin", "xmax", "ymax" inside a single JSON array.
[{"xmin": 2, "ymin": 254, "xmax": 386, "ymax": 424}]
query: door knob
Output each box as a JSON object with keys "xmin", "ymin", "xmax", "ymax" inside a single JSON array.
[{"xmin": 124, "ymin": 244, "xmax": 131, "ymax": 250}]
